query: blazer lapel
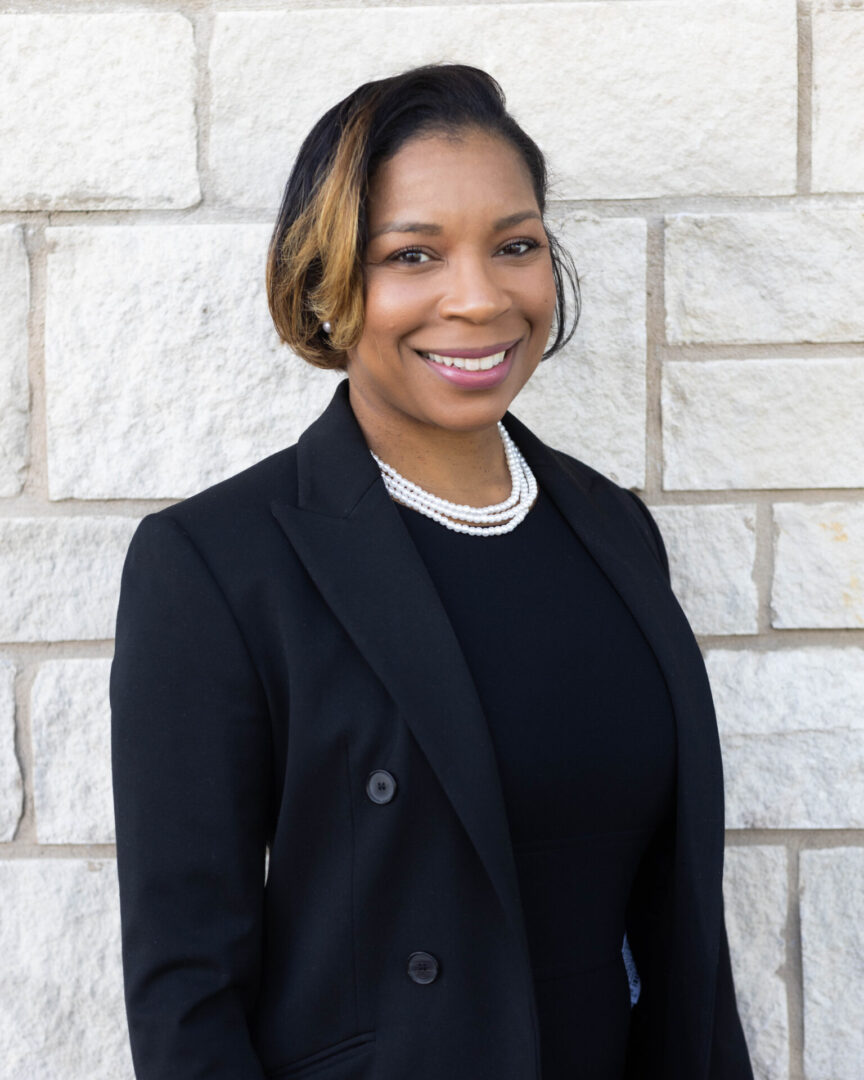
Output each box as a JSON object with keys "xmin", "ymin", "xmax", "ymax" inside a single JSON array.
[
  {"xmin": 505, "ymin": 408, "xmax": 726, "ymax": 1061},
  {"xmin": 270, "ymin": 380, "xmax": 530, "ymax": 956},
  {"xmin": 505, "ymin": 406, "xmax": 726, "ymax": 858}
]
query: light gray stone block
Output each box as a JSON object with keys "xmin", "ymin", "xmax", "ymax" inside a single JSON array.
[
  {"xmin": 812, "ymin": 11, "xmax": 864, "ymax": 194},
  {"xmin": 0, "ymin": 13, "xmax": 198, "ymax": 210},
  {"xmin": 0, "ymin": 658, "xmax": 23, "ymax": 842},
  {"xmin": 723, "ymin": 846, "xmax": 789, "ymax": 1080},
  {"xmin": 32, "ymin": 659, "xmax": 113, "ymax": 844},
  {"xmin": 209, "ymin": 0, "xmax": 796, "ymax": 210},
  {"xmin": 0, "ymin": 517, "xmax": 139, "ymax": 643},
  {"xmin": 0, "ymin": 225, "xmax": 29, "ymax": 495},
  {"xmin": 706, "ymin": 647, "xmax": 864, "ymax": 827},
  {"xmin": 800, "ymin": 848, "xmax": 864, "ymax": 1080},
  {"xmin": 772, "ymin": 502, "xmax": 864, "ymax": 629},
  {"xmin": 510, "ymin": 215, "xmax": 645, "ymax": 487},
  {"xmin": 0, "ymin": 859, "xmax": 133, "ymax": 1080},
  {"xmin": 45, "ymin": 225, "xmax": 344, "ymax": 499},
  {"xmin": 663, "ymin": 358, "xmax": 864, "ymax": 490},
  {"xmin": 665, "ymin": 212, "xmax": 864, "ymax": 344},
  {"xmin": 651, "ymin": 504, "xmax": 758, "ymax": 635}
]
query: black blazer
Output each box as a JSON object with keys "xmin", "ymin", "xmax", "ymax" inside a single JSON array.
[{"xmin": 110, "ymin": 378, "xmax": 753, "ymax": 1080}]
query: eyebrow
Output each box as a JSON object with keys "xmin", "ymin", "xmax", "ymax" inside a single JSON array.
[{"xmin": 369, "ymin": 209, "xmax": 542, "ymax": 241}]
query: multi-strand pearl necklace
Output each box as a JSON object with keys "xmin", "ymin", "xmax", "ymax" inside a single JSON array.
[{"xmin": 370, "ymin": 422, "xmax": 537, "ymax": 537}]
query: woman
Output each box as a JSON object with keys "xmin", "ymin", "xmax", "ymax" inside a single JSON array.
[{"xmin": 110, "ymin": 64, "xmax": 753, "ymax": 1080}]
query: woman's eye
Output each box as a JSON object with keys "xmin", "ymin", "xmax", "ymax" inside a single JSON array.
[
  {"xmin": 389, "ymin": 248, "xmax": 432, "ymax": 265},
  {"xmin": 498, "ymin": 238, "xmax": 540, "ymax": 257}
]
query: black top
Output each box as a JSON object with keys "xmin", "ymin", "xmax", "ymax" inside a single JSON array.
[{"xmin": 396, "ymin": 485, "xmax": 677, "ymax": 1080}]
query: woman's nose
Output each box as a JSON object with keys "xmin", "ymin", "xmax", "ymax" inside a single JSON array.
[{"xmin": 436, "ymin": 255, "xmax": 512, "ymax": 323}]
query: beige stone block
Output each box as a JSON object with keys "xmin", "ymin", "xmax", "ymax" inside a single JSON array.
[
  {"xmin": 32, "ymin": 659, "xmax": 114, "ymax": 844},
  {"xmin": 651, "ymin": 504, "xmax": 758, "ymax": 635},
  {"xmin": 0, "ymin": 225, "xmax": 29, "ymax": 495},
  {"xmin": 0, "ymin": 859, "xmax": 133, "ymax": 1080},
  {"xmin": 45, "ymin": 225, "xmax": 343, "ymax": 499},
  {"xmin": 0, "ymin": 517, "xmax": 139, "ymax": 642},
  {"xmin": 0, "ymin": 658, "xmax": 23, "ymax": 841},
  {"xmin": 800, "ymin": 848, "xmax": 864, "ymax": 1080},
  {"xmin": 663, "ymin": 358, "xmax": 864, "ymax": 490},
  {"xmin": 723, "ymin": 846, "xmax": 789, "ymax": 1080},
  {"xmin": 772, "ymin": 502, "xmax": 864, "ymax": 628},
  {"xmin": 0, "ymin": 14, "xmax": 198, "ymax": 210},
  {"xmin": 665, "ymin": 212, "xmax": 864, "ymax": 344},
  {"xmin": 812, "ymin": 11, "xmax": 864, "ymax": 193},
  {"xmin": 706, "ymin": 647, "xmax": 864, "ymax": 828}
]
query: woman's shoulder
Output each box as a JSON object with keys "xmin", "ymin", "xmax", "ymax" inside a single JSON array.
[{"xmin": 129, "ymin": 442, "xmax": 301, "ymax": 570}]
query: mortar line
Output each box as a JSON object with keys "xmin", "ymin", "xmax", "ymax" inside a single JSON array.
[
  {"xmin": 19, "ymin": 223, "xmax": 48, "ymax": 502},
  {"xmin": 190, "ymin": 3, "xmax": 214, "ymax": 208},
  {"xmin": 644, "ymin": 217, "xmax": 665, "ymax": 496},
  {"xmin": 787, "ymin": 840, "xmax": 805, "ymax": 1080},
  {"xmin": 798, "ymin": 0, "xmax": 814, "ymax": 196},
  {"xmin": 0, "ymin": 843, "xmax": 117, "ymax": 859},
  {"xmin": 756, "ymin": 502, "xmax": 776, "ymax": 635},
  {"xmin": 11, "ymin": 663, "xmax": 37, "ymax": 844}
]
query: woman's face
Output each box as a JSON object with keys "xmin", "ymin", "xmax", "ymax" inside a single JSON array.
[{"xmin": 345, "ymin": 128, "xmax": 557, "ymax": 436}]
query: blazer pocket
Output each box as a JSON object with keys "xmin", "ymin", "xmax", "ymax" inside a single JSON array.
[{"xmin": 266, "ymin": 1031, "xmax": 376, "ymax": 1079}]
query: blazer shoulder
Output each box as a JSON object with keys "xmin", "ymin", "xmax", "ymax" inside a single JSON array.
[{"xmin": 143, "ymin": 443, "xmax": 300, "ymax": 548}]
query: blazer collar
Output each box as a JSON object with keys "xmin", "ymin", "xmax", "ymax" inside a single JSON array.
[{"xmin": 271, "ymin": 379, "xmax": 724, "ymax": 1058}]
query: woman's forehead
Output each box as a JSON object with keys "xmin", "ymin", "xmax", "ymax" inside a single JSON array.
[{"xmin": 367, "ymin": 131, "xmax": 540, "ymax": 227}]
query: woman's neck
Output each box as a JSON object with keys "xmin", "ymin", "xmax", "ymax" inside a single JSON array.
[{"xmin": 348, "ymin": 385, "xmax": 512, "ymax": 508}]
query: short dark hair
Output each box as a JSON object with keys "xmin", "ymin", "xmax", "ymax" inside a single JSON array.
[{"xmin": 266, "ymin": 63, "xmax": 580, "ymax": 370}]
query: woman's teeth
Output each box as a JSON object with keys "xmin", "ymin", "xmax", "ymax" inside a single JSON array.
[{"xmin": 420, "ymin": 349, "xmax": 508, "ymax": 371}]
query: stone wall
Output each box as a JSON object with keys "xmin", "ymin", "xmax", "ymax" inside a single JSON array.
[{"xmin": 1, "ymin": 2, "xmax": 862, "ymax": 1078}]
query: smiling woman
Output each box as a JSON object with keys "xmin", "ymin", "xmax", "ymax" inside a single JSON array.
[
  {"xmin": 341, "ymin": 129, "xmax": 556, "ymax": 515},
  {"xmin": 111, "ymin": 63, "xmax": 754, "ymax": 1080},
  {"xmin": 266, "ymin": 67, "xmax": 579, "ymax": 511}
]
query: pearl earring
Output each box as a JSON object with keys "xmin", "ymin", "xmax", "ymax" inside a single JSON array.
[{"xmin": 322, "ymin": 321, "xmax": 332, "ymax": 334}]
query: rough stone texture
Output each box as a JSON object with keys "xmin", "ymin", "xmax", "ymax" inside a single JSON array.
[
  {"xmin": 651, "ymin": 504, "xmax": 758, "ymax": 635},
  {"xmin": 32, "ymin": 660, "xmax": 113, "ymax": 845},
  {"xmin": 812, "ymin": 11, "xmax": 864, "ymax": 194},
  {"xmin": 509, "ymin": 215, "xmax": 645, "ymax": 487},
  {"xmin": 0, "ymin": 517, "xmax": 139, "ymax": 643},
  {"xmin": 0, "ymin": 14, "xmax": 198, "ymax": 210},
  {"xmin": 0, "ymin": 859, "xmax": 133, "ymax": 1080},
  {"xmin": 706, "ymin": 647, "xmax": 864, "ymax": 828},
  {"xmin": 800, "ymin": 848, "xmax": 864, "ymax": 1080},
  {"xmin": 0, "ymin": 225, "xmax": 29, "ymax": 495},
  {"xmin": 665, "ymin": 211, "xmax": 864, "ymax": 344},
  {"xmin": 772, "ymin": 502, "xmax": 864, "ymax": 629},
  {"xmin": 723, "ymin": 846, "xmax": 789, "ymax": 1080},
  {"xmin": 209, "ymin": 1, "xmax": 796, "ymax": 210},
  {"xmin": 45, "ymin": 226, "xmax": 344, "ymax": 499},
  {"xmin": 663, "ymin": 358, "xmax": 864, "ymax": 490},
  {"xmin": 0, "ymin": 658, "xmax": 23, "ymax": 842}
]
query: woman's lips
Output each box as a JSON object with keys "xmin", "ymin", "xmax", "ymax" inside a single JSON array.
[
  {"xmin": 416, "ymin": 341, "xmax": 518, "ymax": 389},
  {"xmin": 418, "ymin": 338, "xmax": 521, "ymax": 359}
]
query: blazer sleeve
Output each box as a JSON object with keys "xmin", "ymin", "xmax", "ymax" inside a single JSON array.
[
  {"xmin": 110, "ymin": 512, "xmax": 272, "ymax": 1080},
  {"xmin": 621, "ymin": 489, "xmax": 754, "ymax": 1079}
]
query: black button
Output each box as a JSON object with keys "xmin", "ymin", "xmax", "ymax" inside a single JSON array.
[
  {"xmin": 366, "ymin": 769, "xmax": 396, "ymax": 804},
  {"xmin": 407, "ymin": 951, "xmax": 439, "ymax": 984}
]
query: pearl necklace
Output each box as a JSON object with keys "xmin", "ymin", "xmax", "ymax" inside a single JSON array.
[{"xmin": 370, "ymin": 422, "xmax": 538, "ymax": 536}]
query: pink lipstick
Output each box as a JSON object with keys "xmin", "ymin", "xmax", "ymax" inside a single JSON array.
[{"xmin": 415, "ymin": 339, "xmax": 520, "ymax": 389}]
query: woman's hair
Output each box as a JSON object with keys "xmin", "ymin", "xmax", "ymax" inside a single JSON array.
[{"xmin": 266, "ymin": 63, "xmax": 580, "ymax": 370}]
